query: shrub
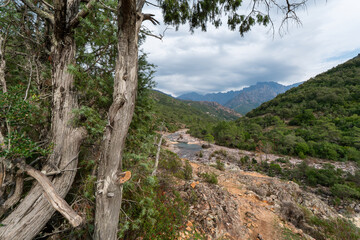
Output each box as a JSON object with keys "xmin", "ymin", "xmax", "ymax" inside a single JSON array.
[
  {"xmin": 331, "ymin": 184, "xmax": 360, "ymax": 200},
  {"xmin": 215, "ymin": 159, "xmax": 225, "ymax": 171},
  {"xmin": 200, "ymin": 172, "xmax": 218, "ymax": 184},
  {"xmin": 184, "ymin": 160, "xmax": 193, "ymax": 180},
  {"xmin": 269, "ymin": 163, "xmax": 282, "ymax": 176}
]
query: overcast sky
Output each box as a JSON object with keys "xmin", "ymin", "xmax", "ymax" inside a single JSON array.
[{"xmin": 141, "ymin": 0, "xmax": 360, "ymax": 97}]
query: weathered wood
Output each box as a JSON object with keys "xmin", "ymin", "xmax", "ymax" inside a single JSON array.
[
  {"xmin": 152, "ymin": 134, "xmax": 163, "ymax": 176},
  {"xmin": 0, "ymin": 171, "xmax": 23, "ymax": 218},
  {"xmin": 23, "ymin": 164, "xmax": 83, "ymax": 227},
  {"xmin": 0, "ymin": 36, "xmax": 86, "ymax": 240},
  {"xmin": 0, "ymin": 1, "xmax": 87, "ymax": 238},
  {"xmin": 0, "ymin": 34, "xmax": 7, "ymax": 93},
  {"xmin": 94, "ymin": 0, "xmax": 143, "ymax": 239}
]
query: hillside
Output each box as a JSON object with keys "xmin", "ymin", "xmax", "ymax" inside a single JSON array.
[
  {"xmin": 191, "ymin": 55, "xmax": 360, "ymax": 162},
  {"xmin": 178, "ymin": 81, "xmax": 302, "ymax": 114},
  {"xmin": 151, "ymin": 90, "xmax": 241, "ymax": 131},
  {"xmin": 178, "ymin": 90, "xmax": 240, "ymax": 105},
  {"xmin": 248, "ymin": 56, "xmax": 360, "ymax": 119}
]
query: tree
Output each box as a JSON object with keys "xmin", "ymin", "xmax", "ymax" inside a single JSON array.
[
  {"xmin": 0, "ymin": 1, "xmax": 95, "ymax": 239},
  {"xmin": 204, "ymin": 133, "xmax": 215, "ymax": 146}
]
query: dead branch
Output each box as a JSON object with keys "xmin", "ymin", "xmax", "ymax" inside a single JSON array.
[
  {"xmin": 152, "ymin": 125, "xmax": 164, "ymax": 176},
  {"xmin": 145, "ymin": 1, "xmax": 161, "ymax": 8},
  {"xmin": 39, "ymin": 0, "xmax": 53, "ymax": 10},
  {"xmin": 0, "ymin": 170, "xmax": 24, "ymax": 218},
  {"xmin": 18, "ymin": 162, "xmax": 83, "ymax": 227},
  {"xmin": 140, "ymin": 29, "xmax": 163, "ymax": 40},
  {"xmin": 142, "ymin": 13, "xmax": 160, "ymax": 25},
  {"xmin": 69, "ymin": 0, "xmax": 97, "ymax": 29},
  {"xmin": 20, "ymin": 0, "xmax": 55, "ymax": 25},
  {"xmin": 0, "ymin": 0, "xmax": 10, "ymax": 8},
  {"xmin": 99, "ymin": 0, "xmax": 116, "ymax": 12}
]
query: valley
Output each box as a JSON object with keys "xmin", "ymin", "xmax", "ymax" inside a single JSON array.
[{"xmin": 163, "ymin": 129, "xmax": 360, "ymax": 239}]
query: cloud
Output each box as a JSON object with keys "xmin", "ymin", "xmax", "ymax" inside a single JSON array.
[{"xmin": 141, "ymin": 0, "xmax": 360, "ymax": 96}]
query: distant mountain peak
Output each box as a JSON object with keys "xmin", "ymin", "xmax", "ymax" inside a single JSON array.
[{"xmin": 177, "ymin": 81, "xmax": 302, "ymax": 115}]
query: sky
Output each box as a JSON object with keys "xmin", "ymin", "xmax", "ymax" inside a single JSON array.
[{"xmin": 141, "ymin": 0, "xmax": 360, "ymax": 97}]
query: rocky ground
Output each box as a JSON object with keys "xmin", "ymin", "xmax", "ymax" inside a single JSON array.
[{"xmin": 163, "ymin": 129, "xmax": 360, "ymax": 240}]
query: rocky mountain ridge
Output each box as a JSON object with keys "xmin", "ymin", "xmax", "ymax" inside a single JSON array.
[{"xmin": 177, "ymin": 81, "xmax": 302, "ymax": 114}]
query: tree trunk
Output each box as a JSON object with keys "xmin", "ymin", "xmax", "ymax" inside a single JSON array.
[
  {"xmin": 0, "ymin": 35, "xmax": 86, "ymax": 240},
  {"xmin": 0, "ymin": 34, "xmax": 6, "ymax": 93},
  {"xmin": 94, "ymin": 1, "xmax": 143, "ymax": 238}
]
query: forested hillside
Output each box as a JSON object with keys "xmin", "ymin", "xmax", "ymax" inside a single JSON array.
[
  {"xmin": 151, "ymin": 90, "xmax": 241, "ymax": 132},
  {"xmin": 191, "ymin": 55, "xmax": 360, "ymax": 162}
]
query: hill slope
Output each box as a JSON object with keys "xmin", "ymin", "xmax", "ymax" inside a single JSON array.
[
  {"xmin": 178, "ymin": 91, "xmax": 240, "ymax": 105},
  {"xmin": 191, "ymin": 55, "xmax": 360, "ymax": 162},
  {"xmin": 151, "ymin": 90, "xmax": 241, "ymax": 131},
  {"xmin": 248, "ymin": 56, "xmax": 360, "ymax": 119}
]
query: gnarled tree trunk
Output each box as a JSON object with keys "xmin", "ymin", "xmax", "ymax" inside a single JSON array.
[
  {"xmin": 94, "ymin": 0, "xmax": 143, "ymax": 238},
  {"xmin": 0, "ymin": 8, "xmax": 86, "ymax": 240}
]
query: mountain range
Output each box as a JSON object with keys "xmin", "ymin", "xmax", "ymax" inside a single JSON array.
[{"xmin": 177, "ymin": 81, "xmax": 303, "ymax": 114}]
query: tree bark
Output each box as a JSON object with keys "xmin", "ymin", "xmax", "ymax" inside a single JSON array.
[
  {"xmin": 0, "ymin": 34, "xmax": 6, "ymax": 93},
  {"xmin": 0, "ymin": 5, "xmax": 86, "ymax": 237},
  {"xmin": 94, "ymin": 0, "xmax": 143, "ymax": 238}
]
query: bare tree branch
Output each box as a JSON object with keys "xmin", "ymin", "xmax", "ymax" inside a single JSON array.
[
  {"xmin": 39, "ymin": 0, "xmax": 53, "ymax": 10},
  {"xmin": 0, "ymin": 0, "xmax": 10, "ymax": 8},
  {"xmin": 20, "ymin": 0, "xmax": 55, "ymax": 25},
  {"xmin": 69, "ymin": 0, "xmax": 97, "ymax": 29},
  {"xmin": 144, "ymin": 1, "xmax": 160, "ymax": 8},
  {"xmin": 142, "ymin": 13, "xmax": 159, "ymax": 25},
  {"xmin": 99, "ymin": 0, "xmax": 116, "ymax": 12},
  {"xmin": 17, "ymin": 162, "xmax": 83, "ymax": 227},
  {"xmin": 0, "ymin": 171, "xmax": 24, "ymax": 218}
]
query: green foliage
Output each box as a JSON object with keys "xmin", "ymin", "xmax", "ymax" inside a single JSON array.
[
  {"xmin": 152, "ymin": 90, "xmax": 238, "ymax": 133},
  {"xmin": 72, "ymin": 106, "xmax": 106, "ymax": 140},
  {"xmin": 331, "ymin": 184, "xmax": 360, "ymax": 200},
  {"xmin": 159, "ymin": 0, "xmax": 272, "ymax": 35},
  {"xmin": 204, "ymin": 133, "xmax": 214, "ymax": 145},
  {"xmin": 160, "ymin": 150, "xmax": 183, "ymax": 173},
  {"xmin": 0, "ymin": 86, "xmax": 50, "ymax": 160},
  {"xmin": 215, "ymin": 159, "xmax": 225, "ymax": 171},
  {"xmin": 200, "ymin": 172, "xmax": 218, "ymax": 184},
  {"xmin": 268, "ymin": 163, "xmax": 282, "ymax": 177},
  {"xmin": 308, "ymin": 216, "xmax": 360, "ymax": 240},
  {"xmin": 184, "ymin": 160, "xmax": 193, "ymax": 180}
]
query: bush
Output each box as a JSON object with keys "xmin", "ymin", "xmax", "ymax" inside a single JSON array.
[
  {"xmin": 331, "ymin": 184, "xmax": 360, "ymax": 200},
  {"xmin": 308, "ymin": 216, "xmax": 360, "ymax": 240},
  {"xmin": 215, "ymin": 159, "xmax": 225, "ymax": 171},
  {"xmin": 275, "ymin": 157, "xmax": 290, "ymax": 164},
  {"xmin": 268, "ymin": 163, "xmax": 282, "ymax": 176},
  {"xmin": 184, "ymin": 160, "xmax": 193, "ymax": 180},
  {"xmin": 200, "ymin": 172, "xmax": 218, "ymax": 184}
]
